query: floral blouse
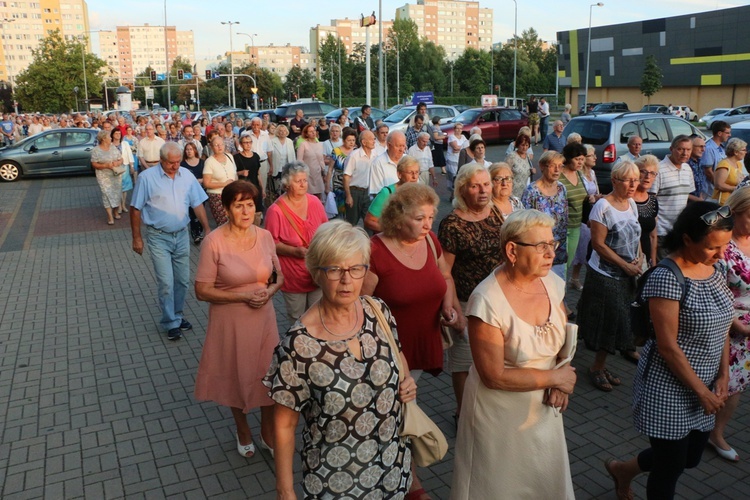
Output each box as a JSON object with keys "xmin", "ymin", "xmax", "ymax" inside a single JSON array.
[{"xmin": 521, "ymin": 182, "xmax": 568, "ymax": 265}]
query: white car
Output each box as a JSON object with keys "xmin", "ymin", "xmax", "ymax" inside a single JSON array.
[
  {"xmin": 700, "ymin": 108, "xmax": 730, "ymax": 128},
  {"xmin": 709, "ymin": 104, "xmax": 750, "ymax": 126},
  {"xmin": 671, "ymin": 105, "xmax": 697, "ymax": 121},
  {"xmin": 383, "ymin": 105, "xmax": 460, "ymax": 132}
]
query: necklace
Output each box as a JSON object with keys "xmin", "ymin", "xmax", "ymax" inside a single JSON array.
[
  {"xmin": 319, "ymin": 303, "xmax": 360, "ymax": 338},
  {"xmin": 393, "ymin": 239, "xmax": 420, "ymax": 258},
  {"xmin": 505, "ymin": 270, "xmax": 547, "ymax": 295}
]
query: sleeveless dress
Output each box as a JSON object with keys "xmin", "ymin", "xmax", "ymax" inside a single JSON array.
[
  {"xmin": 451, "ymin": 271, "xmax": 575, "ymax": 499},
  {"xmin": 194, "ymin": 228, "xmax": 280, "ymax": 412},
  {"xmin": 369, "ymin": 232, "xmax": 447, "ymax": 374}
]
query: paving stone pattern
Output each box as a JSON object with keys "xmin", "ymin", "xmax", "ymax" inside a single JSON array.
[{"xmin": 0, "ymin": 170, "xmax": 747, "ymax": 499}]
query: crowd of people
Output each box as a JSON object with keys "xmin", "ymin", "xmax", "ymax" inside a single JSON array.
[{"xmin": 120, "ymin": 103, "xmax": 749, "ymax": 499}]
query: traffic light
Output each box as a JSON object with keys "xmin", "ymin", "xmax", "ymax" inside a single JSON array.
[
  {"xmin": 177, "ymin": 69, "xmax": 184, "ymax": 80},
  {"xmin": 205, "ymin": 70, "xmax": 212, "ymax": 80},
  {"xmin": 150, "ymin": 70, "xmax": 157, "ymax": 81}
]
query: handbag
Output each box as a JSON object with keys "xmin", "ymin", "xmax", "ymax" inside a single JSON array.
[
  {"xmin": 364, "ymin": 296, "xmax": 448, "ymax": 467},
  {"xmin": 424, "ymin": 235, "xmax": 454, "ymax": 349},
  {"xmin": 112, "ymin": 165, "xmax": 126, "ymax": 176}
]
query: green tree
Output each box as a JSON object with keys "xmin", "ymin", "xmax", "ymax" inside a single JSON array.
[
  {"xmin": 452, "ymin": 48, "xmax": 492, "ymax": 96},
  {"xmin": 283, "ymin": 65, "xmax": 317, "ymax": 101},
  {"xmin": 640, "ymin": 55, "xmax": 663, "ymax": 103},
  {"xmin": 15, "ymin": 30, "xmax": 107, "ymax": 113}
]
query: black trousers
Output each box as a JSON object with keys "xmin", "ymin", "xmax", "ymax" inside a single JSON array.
[{"xmin": 637, "ymin": 429, "xmax": 710, "ymax": 499}]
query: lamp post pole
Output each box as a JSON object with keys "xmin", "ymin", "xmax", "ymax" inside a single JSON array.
[
  {"xmin": 512, "ymin": 0, "xmax": 517, "ymax": 104},
  {"xmin": 78, "ymin": 30, "xmax": 110, "ymax": 113},
  {"xmin": 222, "ymin": 21, "xmax": 240, "ymax": 108},
  {"xmin": 394, "ymin": 34, "xmax": 399, "ymax": 106},
  {"xmin": 338, "ymin": 36, "xmax": 342, "ymax": 108},
  {"xmin": 164, "ymin": 0, "xmax": 171, "ymax": 110},
  {"xmin": 377, "ymin": 0, "xmax": 383, "ymax": 109},
  {"xmin": 238, "ymin": 33, "xmax": 257, "ymax": 109},
  {"xmin": 584, "ymin": 3, "xmax": 604, "ymax": 113}
]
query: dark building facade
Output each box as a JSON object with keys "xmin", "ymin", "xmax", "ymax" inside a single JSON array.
[{"xmin": 557, "ymin": 5, "xmax": 750, "ymax": 115}]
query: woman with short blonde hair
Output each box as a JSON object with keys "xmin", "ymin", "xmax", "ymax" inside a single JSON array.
[{"xmin": 713, "ymin": 138, "xmax": 748, "ymax": 205}]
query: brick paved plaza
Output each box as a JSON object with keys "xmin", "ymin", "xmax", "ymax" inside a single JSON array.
[{"xmin": 0, "ymin": 163, "xmax": 748, "ymax": 498}]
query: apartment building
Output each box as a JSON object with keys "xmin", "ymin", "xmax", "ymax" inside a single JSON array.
[
  {"xmin": 396, "ymin": 0, "xmax": 493, "ymax": 60},
  {"xmin": 99, "ymin": 24, "xmax": 195, "ymax": 84},
  {"xmin": 309, "ymin": 17, "xmax": 394, "ymax": 76},
  {"xmin": 0, "ymin": 0, "xmax": 90, "ymax": 86},
  {"xmin": 226, "ymin": 43, "xmax": 314, "ymax": 79}
]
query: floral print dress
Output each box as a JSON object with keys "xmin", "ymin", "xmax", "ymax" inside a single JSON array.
[
  {"xmin": 263, "ymin": 297, "xmax": 412, "ymax": 499},
  {"xmin": 722, "ymin": 240, "xmax": 750, "ymax": 395},
  {"xmin": 521, "ymin": 182, "xmax": 569, "ymax": 266}
]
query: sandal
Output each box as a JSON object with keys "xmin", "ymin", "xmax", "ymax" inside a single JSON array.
[
  {"xmin": 604, "ymin": 458, "xmax": 634, "ymax": 500},
  {"xmin": 405, "ymin": 487, "xmax": 431, "ymax": 500},
  {"xmin": 235, "ymin": 432, "xmax": 255, "ymax": 458},
  {"xmin": 589, "ymin": 369, "xmax": 613, "ymax": 392},
  {"xmin": 603, "ymin": 368, "xmax": 621, "ymax": 386}
]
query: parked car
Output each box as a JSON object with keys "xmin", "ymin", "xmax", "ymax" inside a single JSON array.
[
  {"xmin": 563, "ymin": 112, "xmax": 705, "ymax": 191},
  {"xmin": 671, "ymin": 105, "xmax": 698, "ymax": 121},
  {"xmin": 254, "ymin": 109, "xmax": 280, "ymax": 123},
  {"xmin": 590, "ymin": 102, "xmax": 630, "ymax": 114},
  {"xmin": 639, "ymin": 104, "xmax": 670, "ymax": 114},
  {"xmin": 440, "ymin": 107, "xmax": 528, "ymax": 144},
  {"xmin": 383, "ymin": 105, "xmax": 460, "ymax": 132},
  {"xmin": 728, "ymin": 121, "xmax": 750, "ymax": 149},
  {"xmin": 214, "ymin": 109, "xmax": 258, "ymax": 123},
  {"xmin": 707, "ymin": 104, "xmax": 750, "ymax": 126},
  {"xmin": 324, "ymin": 106, "xmax": 389, "ymax": 126},
  {"xmin": 0, "ymin": 128, "xmax": 98, "ymax": 182},
  {"xmin": 579, "ymin": 102, "xmax": 600, "ymax": 115},
  {"xmin": 453, "ymin": 104, "xmax": 473, "ymax": 113},
  {"xmin": 700, "ymin": 108, "xmax": 730, "ymax": 128},
  {"xmin": 273, "ymin": 101, "xmax": 339, "ymax": 126}
]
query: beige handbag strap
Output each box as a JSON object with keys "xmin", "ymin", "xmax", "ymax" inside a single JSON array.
[
  {"xmin": 364, "ymin": 296, "xmax": 404, "ymax": 382},
  {"xmin": 425, "ymin": 233, "xmax": 438, "ymax": 264}
]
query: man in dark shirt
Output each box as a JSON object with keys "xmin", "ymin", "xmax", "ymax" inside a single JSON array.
[
  {"xmin": 288, "ymin": 108, "xmax": 307, "ymax": 141},
  {"xmin": 405, "ymin": 114, "xmax": 425, "ymax": 148}
]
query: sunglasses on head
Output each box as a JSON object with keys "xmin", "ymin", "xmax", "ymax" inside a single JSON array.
[{"xmin": 700, "ymin": 205, "xmax": 731, "ymax": 225}]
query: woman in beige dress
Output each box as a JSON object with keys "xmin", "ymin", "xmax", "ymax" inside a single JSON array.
[
  {"xmin": 451, "ymin": 209, "xmax": 577, "ymax": 500},
  {"xmin": 296, "ymin": 123, "xmax": 326, "ymax": 200},
  {"xmin": 203, "ymin": 134, "xmax": 238, "ymax": 226}
]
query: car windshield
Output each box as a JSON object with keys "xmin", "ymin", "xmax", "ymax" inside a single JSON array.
[
  {"xmin": 731, "ymin": 128, "xmax": 750, "ymax": 146},
  {"xmin": 452, "ymin": 110, "xmax": 482, "ymax": 124},
  {"xmin": 563, "ymin": 119, "xmax": 611, "ymax": 146},
  {"xmin": 384, "ymin": 108, "xmax": 413, "ymax": 123}
]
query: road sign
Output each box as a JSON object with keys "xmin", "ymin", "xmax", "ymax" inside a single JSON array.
[
  {"xmin": 145, "ymin": 88, "xmax": 154, "ymax": 99},
  {"xmin": 157, "ymin": 73, "xmax": 166, "ymax": 81},
  {"xmin": 183, "ymin": 72, "xmax": 192, "ymax": 80},
  {"xmin": 250, "ymin": 87, "xmax": 258, "ymax": 94}
]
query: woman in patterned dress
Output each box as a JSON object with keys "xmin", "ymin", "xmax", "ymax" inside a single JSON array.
[
  {"xmin": 438, "ymin": 163, "xmax": 505, "ymax": 424},
  {"xmin": 521, "ymin": 151, "xmax": 568, "ymax": 279},
  {"xmin": 90, "ymin": 130, "xmax": 125, "ymax": 225},
  {"xmin": 576, "ymin": 161, "xmax": 643, "ymax": 392},
  {"xmin": 605, "ymin": 202, "xmax": 733, "ymax": 500},
  {"xmin": 709, "ymin": 187, "xmax": 750, "ymax": 462},
  {"xmin": 265, "ymin": 220, "xmax": 417, "ymax": 499}
]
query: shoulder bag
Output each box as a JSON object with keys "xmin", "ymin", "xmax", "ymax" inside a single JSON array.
[
  {"xmin": 364, "ymin": 296, "xmax": 448, "ymax": 467},
  {"xmin": 425, "ymin": 235, "xmax": 455, "ymax": 349},
  {"xmin": 277, "ymin": 198, "xmax": 310, "ymax": 248}
]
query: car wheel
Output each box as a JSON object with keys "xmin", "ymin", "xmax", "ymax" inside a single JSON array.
[{"xmin": 0, "ymin": 161, "xmax": 20, "ymax": 182}]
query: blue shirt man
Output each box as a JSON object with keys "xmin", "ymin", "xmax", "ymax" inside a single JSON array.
[
  {"xmin": 1, "ymin": 114, "xmax": 15, "ymax": 145},
  {"xmin": 701, "ymin": 120, "xmax": 731, "ymax": 195},
  {"xmin": 542, "ymin": 120, "xmax": 566, "ymax": 153},
  {"xmin": 130, "ymin": 142, "xmax": 210, "ymax": 340}
]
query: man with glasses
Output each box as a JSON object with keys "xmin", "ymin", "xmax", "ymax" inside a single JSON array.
[
  {"xmin": 615, "ymin": 136, "xmax": 642, "ymax": 165},
  {"xmin": 701, "ymin": 120, "xmax": 730, "ymax": 193},
  {"xmin": 650, "ymin": 135, "xmax": 696, "ymax": 260}
]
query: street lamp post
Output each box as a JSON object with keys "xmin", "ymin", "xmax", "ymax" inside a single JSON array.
[
  {"xmin": 393, "ymin": 34, "xmax": 399, "ymax": 106},
  {"xmin": 584, "ymin": 3, "xmax": 604, "ymax": 113},
  {"xmin": 512, "ymin": 0, "xmax": 518, "ymax": 104},
  {"xmin": 222, "ymin": 21, "xmax": 240, "ymax": 108},
  {"xmin": 0, "ymin": 18, "xmax": 16, "ymax": 113},
  {"xmin": 164, "ymin": 0, "xmax": 170, "ymax": 110},
  {"xmin": 338, "ymin": 37, "xmax": 342, "ymax": 108},
  {"xmin": 377, "ymin": 0, "xmax": 383, "ymax": 109},
  {"xmin": 238, "ymin": 33, "xmax": 257, "ymax": 110}
]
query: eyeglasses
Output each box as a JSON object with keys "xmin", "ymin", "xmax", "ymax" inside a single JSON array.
[
  {"xmin": 317, "ymin": 264, "xmax": 369, "ymax": 281},
  {"xmin": 492, "ymin": 176, "xmax": 513, "ymax": 184},
  {"xmin": 700, "ymin": 205, "xmax": 731, "ymax": 226},
  {"xmin": 513, "ymin": 240, "xmax": 560, "ymax": 253},
  {"xmin": 639, "ymin": 170, "xmax": 658, "ymax": 178},
  {"xmin": 615, "ymin": 178, "xmax": 640, "ymax": 185}
]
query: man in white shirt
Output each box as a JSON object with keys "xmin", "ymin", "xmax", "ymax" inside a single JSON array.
[
  {"xmin": 539, "ymin": 97, "xmax": 550, "ymax": 141},
  {"xmin": 138, "ymin": 124, "xmax": 166, "ymax": 170},
  {"xmin": 408, "ymin": 132, "xmax": 436, "ymax": 187},
  {"xmin": 649, "ymin": 135, "xmax": 700, "ymax": 260},
  {"xmin": 343, "ymin": 130, "xmax": 377, "ymax": 225},
  {"xmin": 615, "ymin": 136, "xmax": 642, "ymax": 164},
  {"xmin": 27, "ymin": 116, "xmax": 43, "ymax": 136},
  {"xmin": 374, "ymin": 124, "xmax": 389, "ymax": 156},
  {"xmin": 369, "ymin": 131, "xmax": 406, "ymax": 196}
]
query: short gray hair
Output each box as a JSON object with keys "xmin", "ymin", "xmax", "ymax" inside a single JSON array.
[
  {"xmin": 306, "ymin": 220, "xmax": 371, "ymax": 286},
  {"xmin": 500, "ymin": 209, "xmax": 555, "ymax": 262},
  {"xmin": 417, "ymin": 131, "xmax": 431, "ymax": 141},
  {"xmin": 280, "ymin": 161, "xmax": 310, "ymax": 188},
  {"xmin": 611, "ymin": 160, "xmax": 639, "ymax": 180},
  {"xmin": 453, "ymin": 163, "xmax": 490, "ymax": 211},
  {"xmin": 566, "ymin": 133, "xmax": 582, "ymax": 144},
  {"xmin": 96, "ymin": 130, "xmax": 110, "ymax": 143},
  {"xmin": 469, "ymin": 127, "xmax": 482, "ymax": 136},
  {"xmin": 329, "ymin": 123, "xmax": 342, "ymax": 134},
  {"xmin": 250, "ymin": 117, "xmax": 262, "ymax": 125},
  {"xmin": 160, "ymin": 141, "xmax": 182, "ymax": 161},
  {"xmin": 634, "ymin": 154, "xmax": 659, "ymax": 170},
  {"xmin": 727, "ymin": 137, "xmax": 748, "ymax": 157},
  {"xmin": 583, "ymin": 143, "xmax": 595, "ymax": 155}
]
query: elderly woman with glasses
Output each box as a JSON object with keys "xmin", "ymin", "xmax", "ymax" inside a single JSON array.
[
  {"xmin": 712, "ymin": 138, "xmax": 748, "ymax": 205},
  {"xmin": 570, "ymin": 144, "xmax": 602, "ymax": 290},
  {"xmin": 576, "ymin": 161, "xmax": 644, "ymax": 392},
  {"xmin": 605, "ymin": 201, "xmax": 733, "ymax": 500},
  {"xmin": 634, "ymin": 155, "xmax": 661, "ymax": 269},
  {"xmin": 489, "ymin": 162, "xmax": 522, "ymax": 219},
  {"xmin": 265, "ymin": 220, "xmax": 416, "ymax": 499},
  {"xmin": 451, "ymin": 209, "xmax": 576, "ymax": 500}
]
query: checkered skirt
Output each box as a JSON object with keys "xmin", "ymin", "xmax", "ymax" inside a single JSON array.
[{"xmin": 632, "ymin": 265, "xmax": 733, "ymax": 440}]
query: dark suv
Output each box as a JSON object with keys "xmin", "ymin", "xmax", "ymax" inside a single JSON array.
[
  {"xmin": 590, "ymin": 102, "xmax": 629, "ymax": 114},
  {"xmin": 274, "ymin": 101, "xmax": 338, "ymax": 126},
  {"xmin": 563, "ymin": 112, "xmax": 705, "ymax": 191}
]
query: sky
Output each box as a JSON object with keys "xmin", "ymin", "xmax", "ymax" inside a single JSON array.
[{"xmin": 85, "ymin": 0, "xmax": 745, "ymax": 60}]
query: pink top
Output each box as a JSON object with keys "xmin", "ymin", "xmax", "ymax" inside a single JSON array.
[
  {"xmin": 265, "ymin": 194, "xmax": 328, "ymax": 293},
  {"xmin": 296, "ymin": 140, "xmax": 326, "ymax": 195}
]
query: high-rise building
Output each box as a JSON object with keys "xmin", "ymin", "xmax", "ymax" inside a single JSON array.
[
  {"xmin": 0, "ymin": 0, "xmax": 90, "ymax": 87},
  {"xmin": 225, "ymin": 44, "xmax": 314, "ymax": 79},
  {"xmin": 309, "ymin": 18, "xmax": 394, "ymax": 76},
  {"xmin": 99, "ymin": 25, "xmax": 195, "ymax": 84},
  {"xmin": 396, "ymin": 0, "xmax": 493, "ymax": 60}
]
